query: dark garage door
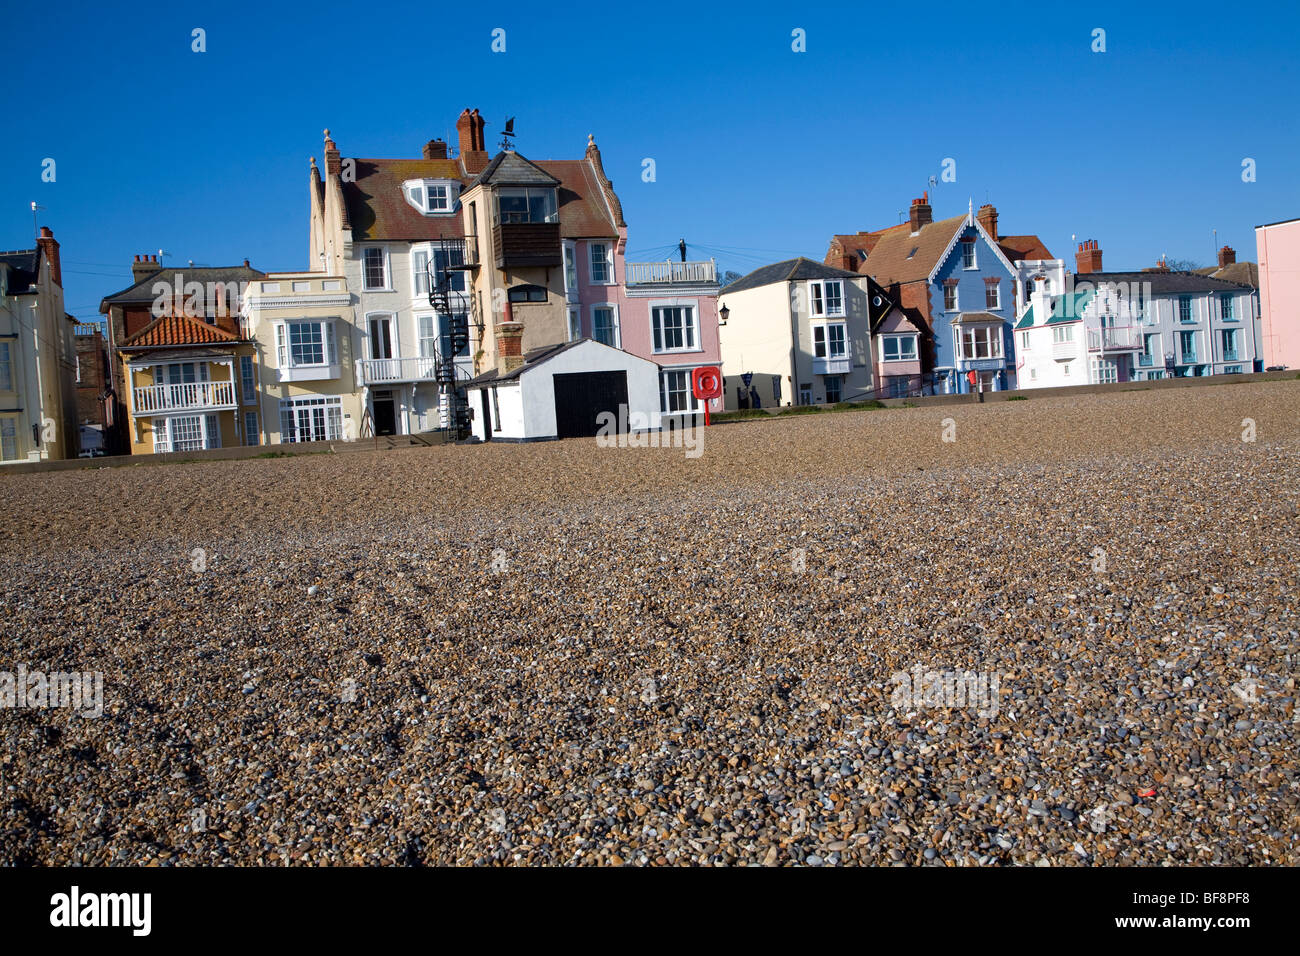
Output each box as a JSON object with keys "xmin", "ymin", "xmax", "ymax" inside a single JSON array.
[{"xmin": 552, "ymin": 370, "xmax": 629, "ymax": 439}]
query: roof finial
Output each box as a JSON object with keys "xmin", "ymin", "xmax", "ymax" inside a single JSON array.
[{"xmin": 588, "ymin": 133, "xmax": 595, "ymax": 147}]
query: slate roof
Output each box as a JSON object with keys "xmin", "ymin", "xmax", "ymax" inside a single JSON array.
[
  {"xmin": 100, "ymin": 264, "xmax": 265, "ymax": 309},
  {"xmin": 720, "ymin": 257, "xmax": 862, "ymax": 295},
  {"xmin": 121, "ymin": 313, "xmax": 243, "ymax": 349},
  {"xmin": 0, "ymin": 248, "xmax": 41, "ymax": 293},
  {"xmin": 471, "ymin": 151, "xmax": 561, "ymax": 187},
  {"xmin": 341, "ymin": 158, "xmax": 471, "ymax": 242},
  {"xmin": 466, "ymin": 338, "xmax": 599, "ymax": 386},
  {"xmin": 1077, "ymin": 271, "xmax": 1253, "ymax": 294}
]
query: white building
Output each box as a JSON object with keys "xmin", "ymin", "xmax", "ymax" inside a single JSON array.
[{"xmin": 464, "ymin": 338, "xmax": 661, "ymax": 442}]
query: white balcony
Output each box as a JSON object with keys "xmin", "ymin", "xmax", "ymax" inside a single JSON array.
[
  {"xmin": 625, "ymin": 260, "xmax": 718, "ymax": 287},
  {"xmin": 1052, "ymin": 340, "xmax": 1077, "ymax": 361},
  {"xmin": 134, "ymin": 380, "xmax": 237, "ymax": 414},
  {"xmin": 357, "ymin": 356, "xmax": 441, "ymax": 385},
  {"xmin": 813, "ymin": 356, "xmax": 852, "ymax": 376},
  {"xmin": 1087, "ymin": 327, "xmax": 1142, "ymax": 351}
]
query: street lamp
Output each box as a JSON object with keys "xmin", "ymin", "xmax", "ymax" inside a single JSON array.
[{"xmin": 718, "ymin": 303, "xmax": 729, "ymax": 327}]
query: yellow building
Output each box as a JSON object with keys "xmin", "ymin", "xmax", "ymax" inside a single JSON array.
[
  {"xmin": 119, "ymin": 313, "xmax": 259, "ymax": 453},
  {"xmin": 241, "ymin": 272, "xmax": 362, "ymax": 444}
]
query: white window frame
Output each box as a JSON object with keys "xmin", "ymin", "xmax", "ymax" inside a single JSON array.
[
  {"xmin": 1051, "ymin": 325, "xmax": 1074, "ymax": 344},
  {"xmin": 279, "ymin": 395, "xmax": 345, "ymax": 443},
  {"xmin": 365, "ymin": 312, "xmax": 396, "ymax": 361},
  {"xmin": 812, "ymin": 320, "xmax": 847, "ymax": 360},
  {"xmin": 961, "ymin": 325, "xmax": 1002, "ymax": 360},
  {"xmin": 650, "ymin": 304, "xmax": 700, "ymax": 354},
  {"xmin": 402, "ymin": 179, "xmax": 458, "ymax": 216},
  {"xmin": 412, "ymin": 248, "xmax": 431, "ymax": 298},
  {"xmin": 567, "ymin": 306, "xmax": 581, "ymax": 342},
  {"xmin": 961, "ymin": 240, "xmax": 977, "ymax": 270},
  {"xmin": 278, "ymin": 319, "xmax": 340, "ymax": 381},
  {"xmin": 0, "ymin": 342, "xmax": 12, "ymax": 391},
  {"xmin": 985, "ymin": 281, "xmax": 1000, "ymax": 310},
  {"xmin": 880, "ymin": 334, "xmax": 918, "ymax": 362},
  {"xmin": 1090, "ymin": 357, "xmax": 1119, "ymax": 384},
  {"xmin": 659, "ymin": 367, "xmax": 701, "ymax": 415},
  {"xmin": 239, "ymin": 355, "xmax": 257, "ymax": 405},
  {"xmin": 943, "ymin": 283, "xmax": 959, "ymax": 312},
  {"xmin": 1018, "ymin": 330, "xmax": 1031, "ymax": 350},
  {"xmin": 0, "ymin": 415, "xmax": 17, "ymax": 460},
  {"xmin": 362, "ymin": 247, "xmax": 391, "ymax": 291},
  {"xmin": 563, "ymin": 241, "xmax": 580, "ymax": 301},
  {"xmin": 589, "ymin": 242, "xmax": 614, "ymax": 285},
  {"xmin": 808, "ymin": 280, "xmax": 845, "ymax": 318},
  {"xmin": 591, "ymin": 303, "xmax": 620, "ymax": 348},
  {"xmin": 243, "ymin": 410, "xmax": 260, "ymax": 446}
]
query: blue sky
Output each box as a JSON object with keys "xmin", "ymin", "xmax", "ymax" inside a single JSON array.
[{"xmin": 4, "ymin": 0, "xmax": 1298, "ymax": 322}]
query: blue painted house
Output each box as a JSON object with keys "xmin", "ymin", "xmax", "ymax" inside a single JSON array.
[{"xmin": 827, "ymin": 195, "xmax": 1053, "ymax": 393}]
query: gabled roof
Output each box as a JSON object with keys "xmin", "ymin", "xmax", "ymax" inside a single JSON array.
[
  {"xmin": 1194, "ymin": 261, "xmax": 1259, "ymax": 287},
  {"xmin": 851, "ymin": 214, "xmax": 968, "ymax": 286},
  {"xmin": 720, "ymin": 257, "xmax": 862, "ymax": 295},
  {"xmin": 466, "ymin": 338, "xmax": 632, "ymax": 387},
  {"xmin": 471, "ymin": 151, "xmax": 562, "ymax": 188},
  {"xmin": 1078, "ymin": 271, "xmax": 1253, "ymax": 295},
  {"xmin": 341, "ymin": 158, "xmax": 471, "ymax": 242},
  {"xmin": 121, "ymin": 312, "xmax": 243, "ymax": 349},
  {"xmin": 100, "ymin": 264, "xmax": 265, "ymax": 310}
]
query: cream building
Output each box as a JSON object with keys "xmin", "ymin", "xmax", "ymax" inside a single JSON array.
[{"xmin": 241, "ymin": 272, "xmax": 363, "ymax": 444}]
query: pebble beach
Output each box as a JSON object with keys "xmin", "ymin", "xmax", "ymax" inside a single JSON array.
[{"xmin": 2, "ymin": 380, "xmax": 1298, "ymax": 866}]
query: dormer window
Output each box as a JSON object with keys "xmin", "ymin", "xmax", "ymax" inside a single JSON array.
[
  {"xmin": 403, "ymin": 179, "xmax": 458, "ymax": 216},
  {"xmin": 496, "ymin": 187, "xmax": 558, "ymax": 224}
]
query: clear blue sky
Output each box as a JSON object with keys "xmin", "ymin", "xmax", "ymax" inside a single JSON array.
[{"xmin": 4, "ymin": 0, "xmax": 1298, "ymax": 322}]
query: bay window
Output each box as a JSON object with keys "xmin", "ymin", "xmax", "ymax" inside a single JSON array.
[
  {"xmin": 496, "ymin": 187, "xmax": 557, "ymax": 224},
  {"xmin": 813, "ymin": 321, "xmax": 847, "ymax": 359},
  {"xmin": 809, "ymin": 280, "xmax": 844, "ymax": 317},
  {"xmin": 961, "ymin": 326, "xmax": 1001, "ymax": 359},
  {"xmin": 880, "ymin": 334, "xmax": 918, "ymax": 362}
]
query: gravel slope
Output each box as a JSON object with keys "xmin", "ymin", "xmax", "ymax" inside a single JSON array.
[{"xmin": 1, "ymin": 381, "xmax": 1298, "ymax": 865}]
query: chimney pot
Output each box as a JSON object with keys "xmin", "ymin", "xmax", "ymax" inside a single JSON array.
[
  {"xmin": 908, "ymin": 193, "xmax": 933, "ymax": 233},
  {"xmin": 1075, "ymin": 239, "xmax": 1103, "ymax": 274},
  {"xmin": 1218, "ymin": 245, "xmax": 1236, "ymax": 268}
]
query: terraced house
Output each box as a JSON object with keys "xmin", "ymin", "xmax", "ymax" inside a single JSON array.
[
  {"xmin": 0, "ymin": 228, "xmax": 79, "ymax": 463},
  {"xmin": 716, "ymin": 258, "xmax": 898, "ymax": 409},
  {"xmin": 828, "ymin": 197, "xmax": 1053, "ymax": 393},
  {"xmin": 100, "ymin": 256, "xmax": 264, "ymax": 453},
  {"xmin": 1015, "ymin": 240, "xmax": 1262, "ymax": 388}
]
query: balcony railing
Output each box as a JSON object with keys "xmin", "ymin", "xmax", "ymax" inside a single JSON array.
[
  {"xmin": 493, "ymin": 222, "xmax": 562, "ymax": 269},
  {"xmin": 134, "ymin": 380, "xmax": 236, "ymax": 414},
  {"xmin": 1087, "ymin": 327, "xmax": 1142, "ymax": 351},
  {"xmin": 357, "ymin": 356, "xmax": 441, "ymax": 385},
  {"xmin": 625, "ymin": 260, "xmax": 718, "ymax": 287}
]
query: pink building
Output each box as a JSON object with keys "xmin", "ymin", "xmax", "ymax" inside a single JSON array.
[{"xmin": 1257, "ymin": 216, "xmax": 1300, "ymax": 370}]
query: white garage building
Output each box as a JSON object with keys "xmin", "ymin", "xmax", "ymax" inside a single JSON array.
[{"xmin": 465, "ymin": 338, "xmax": 663, "ymax": 442}]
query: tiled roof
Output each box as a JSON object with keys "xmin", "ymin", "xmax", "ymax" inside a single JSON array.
[
  {"xmin": 472, "ymin": 151, "xmax": 561, "ymax": 187},
  {"xmin": 535, "ymin": 158, "xmax": 621, "ymax": 238},
  {"xmin": 342, "ymin": 158, "xmax": 471, "ymax": 242},
  {"xmin": 998, "ymin": 234, "xmax": 1054, "ymax": 262},
  {"xmin": 1194, "ymin": 261, "xmax": 1259, "ymax": 287},
  {"xmin": 121, "ymin": 313, "xmax": 243, "ymax": 348},
  {"xmin": 720, "ymin": 257, "xmax": 862, "ymax": 295},
  {"xmin": 853, "ymin": 214, "xmax": 969, "ymax": 286}
]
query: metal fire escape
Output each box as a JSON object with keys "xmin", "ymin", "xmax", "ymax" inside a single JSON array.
[{"xmin": 428, "ymin": 236, "xmax": 472, "ymax": 440}]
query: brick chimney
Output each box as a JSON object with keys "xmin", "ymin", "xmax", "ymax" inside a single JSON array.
[
  {"xmin": 423, "ymin": 138, "xmax": 448, "ymax": 160},
  {"xmin": 1218, "ymin": 245, "xmax": 1236, "ymax": 268},
  {"xmin": 456, "ymin": 108, "xmax": 490, "ymax": 173},
  {"xmin": 323, "ymin": 128, "xmax": 341, "ymax": 177},
  {"xmin": 1075, "ymin": 239, "xmax": 1103, "ymax": 274},
  {"xmin": 36, "ymin": 226, "xmax": 61, "ymax": 287},
  {"xmin": 976, "ymin": 203, "xmax": 998, "ymax": 241},
  {"xmin": 131, "ymin": 254, "xmax": 163, "ymax": 284},
  {"xmin": 495, "ymin": 301, "xmax": 525, "ymax": 373},
  {"xmin": 908, "ymin": 192, "xmax": 933, "ymax": 233}
]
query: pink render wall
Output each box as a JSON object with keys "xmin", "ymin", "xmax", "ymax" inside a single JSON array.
[{"xmin": 1258, "ymin": 218, "xmax": 1300, "ymax": 370}]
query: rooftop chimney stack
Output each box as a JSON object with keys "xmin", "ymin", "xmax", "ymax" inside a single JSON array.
[
  {"xmin": 1218, "ymin": 245, "xmax": 1236, "ymax": 268},
  {"xmin": 908, "ymin": 191, "xmax": 933, "ymax": 233},
  {"xmin": 976, "ymin": 203, "xmax": 998, "ymax": 241},
  {"xmin": 456, "ymin": 108, "xmax": 490, "ymax": 173},
  {"xmin": 495, "ymin": 301, "xmax": 525, "ymax": 374},
  {"xmin": 131, "ymin": 253, "xmax": 163, "ymax": 283},
  {"xmin": 423, "ymin": 138, "xmax": 448, "ymax": 160},
  {"xmin": 1075, "ymin": 239, "xmax": 1103, "ymax": 274},
  {"xmin": 36, "ymin": 226, "xmax": 61, "ymax": 288},
  {"xmin": 323, "ymin": 129, "xmax": 341, "ymax": 177}
]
